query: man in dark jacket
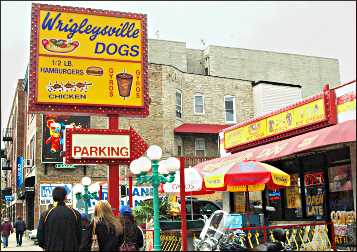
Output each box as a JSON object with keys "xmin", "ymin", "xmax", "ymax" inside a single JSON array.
[
  {"xmin": 37, "ymin": 186, "xmax": 82, "ymax": 251},
  {"xmin": 79, "ymin": 213, "xmax": 90, "ymax": 251},
  {"xmin": 1, "ymin": 217, "xmax": 13, "ymax": 248},
  {"xmin": 14, "ymin": 216, "xmax": 26, "ymax": 246}
]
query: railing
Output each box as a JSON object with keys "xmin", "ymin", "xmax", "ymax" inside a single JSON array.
[
  {"xmin": 2, "ymin": 128, "xmax": 13, "ymax": 141},
  {"xmin": 143, "ymin": 229, "xmax": 182, "ymax": 251},
  {"xmin": 177, "ymin": 156, "xmax": 217, "ymax": 167},
  {"xmin": 141, "ymin": 222, "xmax": 344, "ymax": 251},
  {"xmin": 224, "ymin": 222, "xmax": 335, "ymax": 251}
]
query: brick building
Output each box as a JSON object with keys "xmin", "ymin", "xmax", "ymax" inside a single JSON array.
[
  {"xmin": 1, "ymin": 39, "xmax": 341, "ymax": 228},
  {"xmin": 1, "ymin": 79, "xmax": 27, "ymax": 225}
]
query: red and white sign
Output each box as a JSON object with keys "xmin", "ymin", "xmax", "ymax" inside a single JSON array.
[
  {"xmin": 64, "ymin": 127, "xmax": 148, "ymax": 165},
  {"xmin": 72, "ymin": 134, "xmax": 130, "ymax": 159}
]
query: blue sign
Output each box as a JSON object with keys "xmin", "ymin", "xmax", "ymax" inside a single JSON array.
[
  {"xmin": 4, "ymin": 195, "xmax": 13, "ymax": 202},
  {"xmin": 17, "ymin": 156, "xmax": 24, "ymax": 188},
  {"xmin": 40, "ymin": 184, "xmax": 73, "ymax": 205}
]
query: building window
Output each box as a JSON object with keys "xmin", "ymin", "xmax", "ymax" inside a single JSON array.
[
  {"xmin": 176, "ymin": 90, "xmax": 182, "ymax": 118},
  {"xmin": 224, "ymin": 96, "xmax": 236, "ymax": 123},
  {"xmin": 195, "ymin": 138, "xmax": 205, "ymax": 157},
  {"xmin": 204, "ymin": 67, "xmax": 209, "ymax": 76},
  {"xmin": 194, "ymin": 94, "xmax": 205, "ymax": 114},
  {"xmin": 328, "ymin": 164, "xmax": 353, "ymax": 211},
  {"xmin": 177, "ymin": 146, "xmax": 182, "ymax": 156}
]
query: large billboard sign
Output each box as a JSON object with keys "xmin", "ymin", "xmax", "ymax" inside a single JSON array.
[
  {"xmin": 224, "ymin": 86, "xmax": 337, "ymax": 151},
  {"xmin": 42, "ymin": 115, "xmax": 90, "ymax": 163},
  {"xmin": 64, "ymin": 127, "xmax": 148, "ymax": 165},
  {"xmin": 29, "ymin": 4, "xmax": 149, "ymax": 116}
]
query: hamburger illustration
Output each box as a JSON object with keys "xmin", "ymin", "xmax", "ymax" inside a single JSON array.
[
  {"xmin": 86, "ymin": 66, "xmax": 104, "ymax": 76},
  {"xmin": 42, "ymin": 39, "xmax": 79, "ymax": 53}
]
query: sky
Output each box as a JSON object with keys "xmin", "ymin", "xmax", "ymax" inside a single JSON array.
[{"xmin": 1, "ymin": 1, "xmax": 356, "ymax": 131}]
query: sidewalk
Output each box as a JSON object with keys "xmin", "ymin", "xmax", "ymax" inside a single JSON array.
[{"xmin": 1, "ymin": 232, "xmax": 42, "ymax": 251}]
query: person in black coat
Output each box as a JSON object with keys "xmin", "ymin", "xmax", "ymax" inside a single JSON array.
[
  {"xmin": 119, "ymin": 205, "xmax": 144, "ymax": 250},
  {"xmin": 83, "ymin": 200, "xmax": 124, "ymax": 251},
  {"xmin": 79, "ymin": 213, "xmax": 90, "ymax": 251},
  {"xmin": 14, "ymin": 216, "xmax": 26, "ymax": 246},
  {"xmin": 37, "ymin": 186, "xmax": 82, "ymax": 251}
]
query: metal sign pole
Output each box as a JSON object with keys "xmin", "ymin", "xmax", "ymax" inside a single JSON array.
[{"xmin": 108, "ymin": 115, "xmax": 120, "ymax": 216}]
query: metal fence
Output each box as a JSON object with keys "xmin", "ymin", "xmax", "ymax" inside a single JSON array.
[
  {"xmin": 141, "ymin": 221, "xmax": 357, "ymax": 251},
  {"xmin": 225, "ymin": 221, "xmax": 334, "ymax": 251}
]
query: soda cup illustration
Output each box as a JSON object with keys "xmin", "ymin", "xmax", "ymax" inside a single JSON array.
[{"xmin": 116, "ymin": 70, "xmax": 133, "ymax": 98}]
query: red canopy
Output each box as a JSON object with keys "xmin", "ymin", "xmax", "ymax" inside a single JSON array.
[
  {"xmin": 194, "ymin": 120, "xmax": 356, "ymax": 172},
  {"xmin": 174, "ymin": 123, "xmax": 231, "ymax": 134}
]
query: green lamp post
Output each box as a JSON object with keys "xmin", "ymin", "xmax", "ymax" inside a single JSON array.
[
  {"xmin": 74, "ymin": 176, "xmax": 99, "ymax": 216},
  {"xmin": 130, "ymin": 145, "xmax": 180, "ymax": 251}
]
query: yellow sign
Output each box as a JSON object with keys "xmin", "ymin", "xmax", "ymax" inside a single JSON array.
[
  {"xmin": 33, "ymin": 5, "xmax": 146, "ymax": 108},
  {"xmin": 227, "ymin": 184, "xmax": 265, "ymax": 192},
  {"xmin": 286, "ymin": 174, "xmax": 301, "ymax": 209},
  {"xmin": 224, "ymin": 120, "xmax": 267, "ymax": 150},
  {"xmin": 204, "ymin": 174, "xmax": 225, "ymax": 188},
  {"xmin": 234, "ymin": 192, "xmax": 246, "ymax": 213},
  {"xmin": 224, "ymin": 98, "xmax": 326, "ymax": 149}
]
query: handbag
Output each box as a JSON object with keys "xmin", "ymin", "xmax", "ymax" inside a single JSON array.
[{"xmin": 91, "ymin": 220, "xmax": 100, "ymax": 251}]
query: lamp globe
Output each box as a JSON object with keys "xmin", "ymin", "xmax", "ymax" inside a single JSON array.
[{"xmin": 147, "ymin": 145, "xmax": 162, "ymax": 160}]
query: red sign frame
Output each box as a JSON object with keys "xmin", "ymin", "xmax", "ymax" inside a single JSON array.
[
  {"xmin": 223, "ymin": 85, "xmax": 337, "ymax": 152},
  {"xmin": 64, "ymin": 127, "xmax": 148, "ymax": 165},
  {"xmin": 28, "ymin": 3, "xmax": 149, "ymax": 116}
]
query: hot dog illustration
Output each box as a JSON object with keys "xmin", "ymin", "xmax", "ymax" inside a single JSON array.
[{"xmin": 42, "ymin": 39, "xmax": 79, "ymax": 53}]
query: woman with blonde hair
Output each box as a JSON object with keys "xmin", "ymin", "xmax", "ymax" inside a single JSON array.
[{"xmin": 83, "ymin": 200, "xmax": 123, "ymax": 251}]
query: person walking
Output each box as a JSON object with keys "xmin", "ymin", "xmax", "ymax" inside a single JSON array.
[
  {"xmin": 14, "ymin": 216, "xmax": 26, "ymax": 247},
  {"xmin": 79, "ymin": 213, "xmax": 90, "ymax": 251},
  {"xmin": 119, "ymin": 205, "xmax": 144, "ymax": 251},
  {"xmin": 83, "ymin": 200, "xmax": 123, "ymax": 251},
  {"xmin": 37, "ymin": 186, "xmax": 82, "ymax": 251},
  {"xmin": 1, "ymin": 217, "xmax": 13, "ymax": 248}
]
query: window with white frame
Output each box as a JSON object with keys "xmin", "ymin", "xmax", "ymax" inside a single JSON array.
[
  {"xmin": 176, "ymin": 90, "xmax": 182, "ymax": 118},
  {"xmin": 194, "ymin": 94, "xmax": 205, "ymax": 114},
  {"xmin": 195, "ymin": 138, "xmax": 205, "ymax": 157},
  {"xmin": 224, "ymin": 96, "xmax": 236, "ymax": 123}
]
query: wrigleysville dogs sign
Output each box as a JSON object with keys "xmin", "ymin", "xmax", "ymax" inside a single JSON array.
[{"xmin": 29, "ymin": 3, "xmax": 149, "ymax": 116}]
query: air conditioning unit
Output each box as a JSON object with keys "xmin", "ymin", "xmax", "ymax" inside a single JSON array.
[{"xmin": 24, "ymin": 159, "xmax": 33, "ymax": 168}]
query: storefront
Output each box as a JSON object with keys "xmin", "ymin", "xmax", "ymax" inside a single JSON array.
[{"xmin": 193, "ymin": 82, "xmax": 356, "ymax": 249}]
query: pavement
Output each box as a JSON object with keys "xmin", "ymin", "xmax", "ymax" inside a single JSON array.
[{"xmin": 1, "ymin": 232, "xmax": 42, "ymax": 251}]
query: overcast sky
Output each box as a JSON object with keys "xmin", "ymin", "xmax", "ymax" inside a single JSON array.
[{"xmin": 1, "ymin": 1, "xmax": 356, "ymax": 130}]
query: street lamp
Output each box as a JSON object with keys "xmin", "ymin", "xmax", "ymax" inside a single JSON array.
[
  {"xmin": 73, "ymin": 177, "xmax": 99, "ymax": 216},
  {"xmin": 130, "ymin": 145, "xmax": 180, "ymax": 251}
]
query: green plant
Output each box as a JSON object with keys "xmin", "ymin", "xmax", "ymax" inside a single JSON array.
[{"xmin": 133, "ymin": 196, "xmax": 171, "ymax": 225}]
